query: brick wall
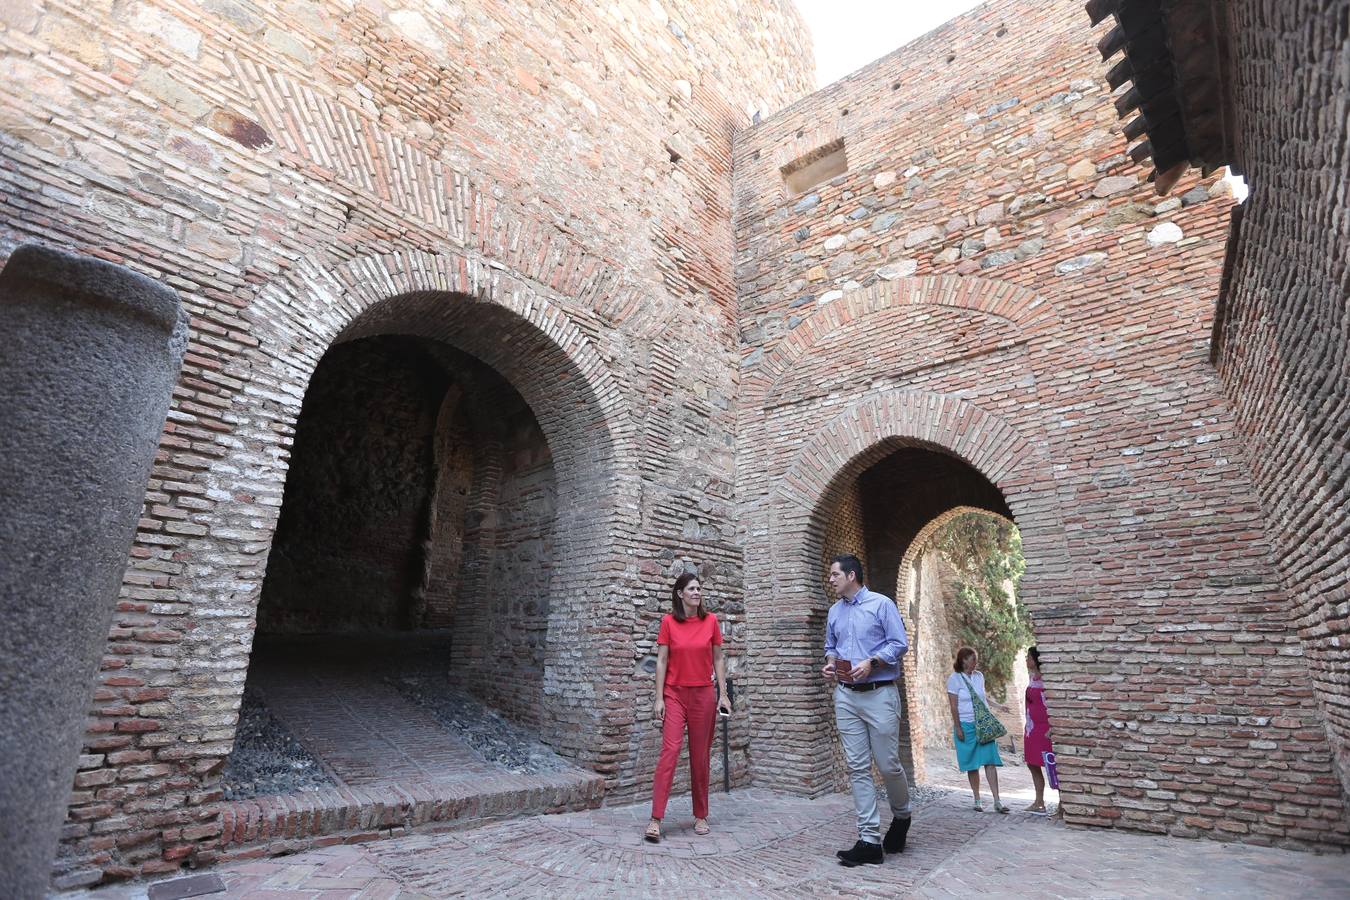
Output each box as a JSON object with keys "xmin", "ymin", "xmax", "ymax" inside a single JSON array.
[
  {"xmin": 0, "ymin": 0, "xmax": 813, "ymax": 885},
  {"xmin": 417, "ymin": 366, "xmax": 475, "ymax": 630},
  {"xmin": 1211, "ymin": 0, "xmax": 1350, "ymax": 808},
  {"xmin": 4, "ymin": 0, "xmax": 1348, "ymax": 885},
  {"xmin": 735, "ymin": 0, "xmax": 1347, "ymax": 848},
  {"xmin": 815, "ymin": 481, "xmax": 867, "ymax": 790},
  {"xmin": 452, "ymin": 375, "xmax": 556, "ymax": 729}
]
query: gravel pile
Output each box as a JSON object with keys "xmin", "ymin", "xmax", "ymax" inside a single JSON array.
[
  {"xmin": 219, "ymin": 689, "xmax": 334, "ymax": 800},
  {"xmin": 389, "ymin": 672, "xmax": 575, "ymax": 775},
  {"xmin": 909, "ymin": 782, "xmax": 954, "ymax": 805}
]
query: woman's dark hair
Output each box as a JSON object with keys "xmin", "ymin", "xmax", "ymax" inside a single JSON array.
[
  {"xmin": 953, "ymin": 646, "xmax": 977, "ymax": 673},
  {"xmin": 671, "ymin": 572, "xmax": 707, "ymax": 622},
  {"xmin": 831, "ymin": 554, "xmax": 865, "ymax": 585},
  {"xmin": 1027, "ymin": 646, "xmax": 1041, "ymax": 667}
]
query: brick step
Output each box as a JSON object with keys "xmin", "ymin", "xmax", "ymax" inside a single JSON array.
[{"xmin": 213, "ymin": 768, "xmax": 605, "ymax": 862}]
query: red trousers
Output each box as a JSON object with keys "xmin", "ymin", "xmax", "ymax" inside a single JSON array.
[{"xmin": 650, "ymin": 684, "xmax": 717, "ymax": 819}]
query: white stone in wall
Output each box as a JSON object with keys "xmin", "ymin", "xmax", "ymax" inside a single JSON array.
[
  {"xmin": 1068, "ymin": 159, "xmax": 1096, "ymax": 180},
  {"xmin": 876, "ymin": 259, "xmax": 917, "ymax": 279},
  {"xmin": 390, "ymin": 9, "xmax": 446, "ymax": 54},
  {"xmin": 905, "ymin": 225, "xmax": 940, "ymax": 248},
  {"xmin": 1055, "ymin": 251, "xmax": 1107, "ymax": 274},
  {"xmin": 129, "ymin": 3, "xmax": 203, "ymax": 58},
  {"xmin": 1093, "ymin": 175, "xmax": 1137, "ymax": 197},
  {"xmin": 1147, "ymin": 222, "xmax": 1183, "ymax": 246},
  {"xmin": 976, "ymin": 201, "xmax": 1004, "ymax": 225}
]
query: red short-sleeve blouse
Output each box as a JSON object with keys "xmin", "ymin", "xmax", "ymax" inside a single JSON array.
[{"xmin": 658, "ymin": 612, "xmax": 723, "ymax": 687}]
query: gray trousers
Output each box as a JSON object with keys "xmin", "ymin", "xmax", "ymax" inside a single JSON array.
[{"xmin": 835, "ymin": 683, "xmax": 912, "ymax": 843}]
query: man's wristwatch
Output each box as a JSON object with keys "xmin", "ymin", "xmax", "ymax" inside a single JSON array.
[{"xmin": 869, "ymin": 656, "xmax": 883, "ymax": 669}]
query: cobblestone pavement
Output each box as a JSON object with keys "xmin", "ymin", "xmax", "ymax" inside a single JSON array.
[{"xmin": 80, "ymin": 762, "xmax": 1350, "ymax": 899}]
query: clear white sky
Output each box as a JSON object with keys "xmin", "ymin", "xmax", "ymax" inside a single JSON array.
[{"xmin": 794, "ymin": 0, "xmax": 986, "ymax": 87}]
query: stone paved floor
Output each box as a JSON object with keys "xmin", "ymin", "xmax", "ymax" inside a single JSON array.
[
  {"xmin": 249, "ymin": 656, "xmax": 498, "ymax": 787},
  {"xmin": 79, "ymin": 762, "xmax": 1350, "ymax": 899}
]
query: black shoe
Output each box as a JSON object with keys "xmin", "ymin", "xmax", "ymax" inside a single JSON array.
[
  {"xmin": 837, "ymin": 840, "xmax": 884, "ymax": 867},
  {"xmin": 883, "ymin": 815, "xmax": 911, "ymax": 853},
  {"xmin": 835, "ymin": 839, "xmax": 866, "ymax": 860}
]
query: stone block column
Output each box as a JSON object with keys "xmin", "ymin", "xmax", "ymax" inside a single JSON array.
[{"xmin": 0, "ymin": 244, "xmax": 187, "ymax": 896}]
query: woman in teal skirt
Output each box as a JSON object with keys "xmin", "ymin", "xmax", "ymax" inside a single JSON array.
[{"xmin": 946, "ymin": 647, "xmax": 1007, "ymax": 813}]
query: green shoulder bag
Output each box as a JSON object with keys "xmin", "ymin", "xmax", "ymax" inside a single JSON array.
[{"xmin": 960, "ymin": 673, "xmax": 1007, "ymax": 745}]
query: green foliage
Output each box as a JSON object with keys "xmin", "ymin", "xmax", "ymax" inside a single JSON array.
[{"xmin": 930, "ymin": 511, "xmax": 1031, "ymax": 702}]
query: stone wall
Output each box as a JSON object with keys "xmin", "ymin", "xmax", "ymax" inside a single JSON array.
[
  {"xmin": 736, "ymin": 0, "xmax": 1347, "ymax": 849},
  {"xmin": 0, "ymin": 0, "xmax": 813, "ymax": 885},
  {"xmin": 1212, "ymin": 0, "xmax": 1350, "ymax": 809},
  {"xmin": 256, "ymin": 337, "xmax": 450, "ymax": 634},
  {"xmin": 912, "ymin": 550, "xmax": 958, "ymax": 757},
  {"xmin": 450, "ymin": 371, "xmax": 557, "ymax": 729}
]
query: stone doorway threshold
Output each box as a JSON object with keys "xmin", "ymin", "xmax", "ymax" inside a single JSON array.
[
  {"xmin": 214, "ymin": 636, "xmax": 604, "ymax": 864},
  {"xmin": 215, "ymin": 763, "xmax": 604, "ymax": 863}
]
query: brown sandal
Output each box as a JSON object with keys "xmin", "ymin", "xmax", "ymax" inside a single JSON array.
[
  {"xmin": 694, "ymin": 818, "xmax": 710, "ymax": 835},
  {"xmin": 644, "ymin": 819, "xmax": 661, "ymax": 843}
]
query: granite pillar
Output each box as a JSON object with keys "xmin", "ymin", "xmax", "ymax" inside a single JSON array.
[{"xmin": 0, "ymin": 244, "xmax": 188, "ymax": 897}]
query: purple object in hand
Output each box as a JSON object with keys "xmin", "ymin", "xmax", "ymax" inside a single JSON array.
[{"xmin": 1043, "ymin": 751, "xmax": 1060, "ymax": 790}]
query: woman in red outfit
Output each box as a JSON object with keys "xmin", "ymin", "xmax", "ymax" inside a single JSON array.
[
  {"xmin": 645, "ymin": 573, "xmax": 731, "ymax": 843},
  {"xmin": 1023, "ymin": 646, "xmax": 1055, "ymax": 815}
]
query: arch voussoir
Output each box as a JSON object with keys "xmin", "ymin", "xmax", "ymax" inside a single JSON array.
[{"xmin": 744, "ymin": 276, "xmax": 1059, "ymax": 411}]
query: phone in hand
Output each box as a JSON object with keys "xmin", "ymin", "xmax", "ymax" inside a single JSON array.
[{"xmin": 834, "ymin": 658, "xmax": 854, "ymax": 684}]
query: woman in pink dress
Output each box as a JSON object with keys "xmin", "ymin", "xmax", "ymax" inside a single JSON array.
[{"xmin": 1023, "ymin": 647, "xmax": 1054, "ymax": 815}]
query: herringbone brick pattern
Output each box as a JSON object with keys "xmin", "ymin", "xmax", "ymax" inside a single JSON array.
[{"xmin": 80, "ymin": 766, "xmax": 1350, "ymax": 899}]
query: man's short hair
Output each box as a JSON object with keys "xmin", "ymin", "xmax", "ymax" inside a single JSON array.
[{"xmin": 831, "ymin": 554, "xmax": 865, "ymax": 585}]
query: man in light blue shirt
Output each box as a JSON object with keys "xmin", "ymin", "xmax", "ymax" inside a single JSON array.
[{"xmin": 822, "ymin": 554, "xmax": 913, "ymax": 867}]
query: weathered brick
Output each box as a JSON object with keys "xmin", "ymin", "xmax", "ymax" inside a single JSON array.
[
  {"xmin": 734, "ymin": 0, "xmax": 1348, "ymax": 855},
  {"xmin": 1206, "ymin": 0, "xmax": 1350, "ymax": 810},
  {"xmin": 1, "ymin": 0, "xmax": 1345, "ymax": 888}
]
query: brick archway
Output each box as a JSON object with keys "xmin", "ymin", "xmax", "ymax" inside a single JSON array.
[
  {"xmin": 891, "ymin": 503, "xmax": 1022, "ymax": 779},
  {"xmin": 741, "ymin": 275, "xmax": 1060, "ymax": 411},
  {"xmin": 895, "ymin": 503, "xmax": 1011, "ymax": 603},
  {"xmin": 161, "ymin": 246, "xmax": 643, "ymax": 784},
  {"xmin": 743, "ymin": 389, "xmax": 1071, "ymax": 797}
]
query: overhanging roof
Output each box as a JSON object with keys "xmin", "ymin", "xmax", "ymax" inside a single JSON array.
[{"xmin": 1085, "ymin": 0, "xmax": 1234, "ymax": 194}]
